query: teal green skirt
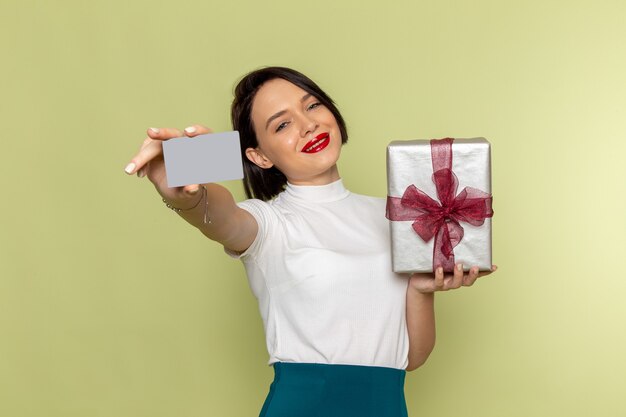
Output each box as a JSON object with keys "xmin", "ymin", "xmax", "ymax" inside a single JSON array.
[{"xmin": 259, "ymin": 362, "xmax": 408, "ymax": 417}]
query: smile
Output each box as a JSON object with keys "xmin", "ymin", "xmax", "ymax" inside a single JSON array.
[{"xmin": 301, "ymin": 133, "xmax": 330, "ymax": 153}]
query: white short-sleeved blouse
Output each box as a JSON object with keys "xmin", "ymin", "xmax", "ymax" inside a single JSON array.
[{"xmin": 227, "ymin": 179, "xmax": 409, "ymax": 370}]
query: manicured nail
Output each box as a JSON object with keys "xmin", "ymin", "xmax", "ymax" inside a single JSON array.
[
  {"xmin": 457, "ymin": 263, "xmax": 463, "ymax": 271},
  {"xmin": 184, "ymin": 126, "xmax": 196, "ymax": 134},
  {"xmin": 149, "ymin": 127, "xmax": 160, "ymax": 134},
  {"xmin": 124, "ymin": 162, "xmax": 136, "ymax": 174}
]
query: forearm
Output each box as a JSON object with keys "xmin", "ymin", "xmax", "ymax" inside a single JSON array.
[
  {"xmin": 162, "ymin": 183, "xmax": 244, "ymax": 244},
  {"xmin": 405, "ymin": 287, "xmax": 436, "ymax": 371}
]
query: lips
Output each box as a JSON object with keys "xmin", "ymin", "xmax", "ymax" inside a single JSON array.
[{"xmin": 301, "ymin": 132, "xmax": 330, "ymax": 153}]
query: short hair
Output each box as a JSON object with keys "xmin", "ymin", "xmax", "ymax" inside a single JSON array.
[{"xmin": 231, "ymin": 66, "xmax": 348, "ymax": 201}]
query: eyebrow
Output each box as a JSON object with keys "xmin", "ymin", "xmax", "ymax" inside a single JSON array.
[{"xmin": 265, "ymin": 93, "xmax": 313, "ymax": 131}]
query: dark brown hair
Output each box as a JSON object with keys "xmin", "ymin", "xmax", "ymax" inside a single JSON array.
[{"xmin": 231, "ymin": 67, "xmax": 348, "ymax": 201}]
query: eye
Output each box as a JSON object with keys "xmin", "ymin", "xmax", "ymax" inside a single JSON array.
[
  {"xmin": 307, "ymin": 102, "xmax": 322, "ymax": 111},
  {"xmin": 275, "ymin": 121, "xmax": 289, "ymax": 132}
]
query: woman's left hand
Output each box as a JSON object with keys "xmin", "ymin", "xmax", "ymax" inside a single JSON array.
[{"xmin": 409, "ymin": 264, "xmax": 497, "ymax": 293}]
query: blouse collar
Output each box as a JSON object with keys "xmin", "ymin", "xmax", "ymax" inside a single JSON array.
[{"xmin": 283, "ymin": 178, "xmax": 350, "ymax": 203}]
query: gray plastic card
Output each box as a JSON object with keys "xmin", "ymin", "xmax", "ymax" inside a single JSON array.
[{"xmin": 162, "ymin": 131, "xmax": 244, "ymax": 188}]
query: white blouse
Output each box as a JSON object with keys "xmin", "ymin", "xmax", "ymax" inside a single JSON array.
[{"xmin": 227, "ymin": 179, "xmax": 409, "ymax": 370}]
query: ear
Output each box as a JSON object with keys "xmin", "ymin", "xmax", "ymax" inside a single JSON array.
[{"xmin": 245, "ymin": 147, "xmax": 274, "ymax": 169}]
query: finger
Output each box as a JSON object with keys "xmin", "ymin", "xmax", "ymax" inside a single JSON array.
[
  {"xmin": 146, "ymin": 127, "xmax": 184, "ymax": 141},
  {"xmin": 137, "ymin": 159, "xmax": 152, "ymax": 178},
  {"xmin": 136, "ymin": 134, "xmax": 162, "ymax": 169},
  {"xmin": 464, "ymin": 266, "xmax": 480, "ymax": 286},
  {"xmin": 434, "ymin": 267, "xmax": 445, "ymax": 291},
  {"xmin": 135, "ymin": 139, "xmax": 154, "ymax": 177},
  {"xmin": 474, "ymin": 265, "xmax": 498, "ymax": 279},
  {"xmin": 450, "ymin": 263, "xmax": 464, "ymax": 289},
  {"xmin": 124, "ymin": 139, "xmax": 163, "ymax": 175},
  {"xmin": 139, "ymin": 137, "xmax": 154, "ymax": 151},
  {"xmin": 183, "ymin": 124, "xmax": 213, "ymax": 137},
  {"xmin": 182, "ymin": 184, "xmax": 202, "ymax": 196}
]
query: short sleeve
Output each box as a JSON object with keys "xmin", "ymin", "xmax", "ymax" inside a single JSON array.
[{"xmin": 223, "ymin": 199, "xmax": 277, "ymax": 260}]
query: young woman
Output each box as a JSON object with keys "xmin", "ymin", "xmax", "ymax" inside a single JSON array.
[{"xmin": 124, "ymin": 67, "xmax": 496, "ymax": 417}]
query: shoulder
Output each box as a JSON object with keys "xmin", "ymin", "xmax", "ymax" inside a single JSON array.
[
  {"xmin": 236, "ymin": 197, "xmax": 287, "ymax": 229},
  {"xmin": 344, "ymin": 192, "xmax": 388, "ymax": 229},
  {"xmin": 347, "ymin": 192, "xmax": 386, "ymax": 211},
  {"xmin": 226, "ymin": 198, "xmax": 282, "ymax": 260}
]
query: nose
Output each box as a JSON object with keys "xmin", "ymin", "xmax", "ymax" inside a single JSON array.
[{"xmin": 297, "ymin": 112, "xmax": 318, "ymax": 137}]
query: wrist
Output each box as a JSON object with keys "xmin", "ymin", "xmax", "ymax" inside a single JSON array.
[
  {"xmin": 161, "ymin": 186, "xmax": 211, "ymax": 224},
  {"xmin": 162, "ymin": 190, "xmax": 204, "ymax": 211},
  {"xmin": 409, "ymin": 284, "xmax": 436, "ymax": 298},
  {"xmin": 413, "ymin": 288, "xmax": 435, "ymax": 300}
]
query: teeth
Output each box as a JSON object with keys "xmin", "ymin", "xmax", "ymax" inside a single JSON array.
[{"xmin": 305, "ymin": 137, "xmax": 327, "ymax": 152}]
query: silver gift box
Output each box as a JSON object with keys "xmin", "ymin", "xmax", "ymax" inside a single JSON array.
[{"xmin": 386, "ymin": 138, "xmax": 493, "ymax": 273}]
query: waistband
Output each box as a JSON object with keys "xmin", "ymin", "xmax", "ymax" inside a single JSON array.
[{"xmin": 272, "ymin": 362, "xmax": 406, "ymax": 388}]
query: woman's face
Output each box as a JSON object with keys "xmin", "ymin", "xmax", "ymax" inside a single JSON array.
[{"xmin": 247, "ymin": 78, "xmax": 343, "ymax": 186}]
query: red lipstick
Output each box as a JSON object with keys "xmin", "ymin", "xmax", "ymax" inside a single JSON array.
[{"xmin": 301, "ymin": 132, "xmax": 330, "ymax": 153}]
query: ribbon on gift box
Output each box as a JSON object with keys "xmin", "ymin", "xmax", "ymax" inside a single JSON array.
[{"xmin": 386, "ymin": 138, "xmax": 494, "ymax": 272}]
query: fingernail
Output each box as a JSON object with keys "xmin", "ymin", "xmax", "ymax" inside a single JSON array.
[
  {"xmin": 184, "ymin": 126, "xmax": 196, "ymax": 134},
  {"xmin": 187, "ymin": 187, "xmax": 199, "ymax": 195},
  {"xmin": 124, "ymin": 162, "xmax": 136, "ymax": 174},
  {"xmin": 149, "ymin": 127, "xmax": 160, "ymax": 134},
  {"xmin": 437, "ymin": 267, "xmax": 443, "ymax": 274},
  {"xmin": 137, "ymin": 168, "xmax": 146, "ymax": 178},
  {"xmin": 492, "ymin": 265, "xmax": 498, "ymax": 271},
  {"xmin": 457, "ymin": 263, "xmax": 463, "ymax": 271}
]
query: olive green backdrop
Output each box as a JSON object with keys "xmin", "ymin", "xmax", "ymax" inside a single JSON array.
[{"xmin": 1, "ymin": 0, "xmax": 625, "ymax": 416}]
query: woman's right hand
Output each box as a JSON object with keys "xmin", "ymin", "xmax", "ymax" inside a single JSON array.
[{"xmin": 124, "ymin": 125, "xmax": 213, "ymax": 206}]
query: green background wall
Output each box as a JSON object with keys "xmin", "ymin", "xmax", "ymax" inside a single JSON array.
[{"xmin": 1, "ymin": 0, "xmax": 625, "ymax": 416}]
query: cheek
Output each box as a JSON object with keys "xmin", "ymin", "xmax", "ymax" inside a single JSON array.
[
  {"xmin": 322, "ymin": 112, "xmax": 340, "ymax": 132},
  {"xmin": 262, "ymin": 136, "xmax": 298, "ymax": 164},
  {"xmin": 276, "ymin": 133, "xmax": 301, "ymax": 152}
]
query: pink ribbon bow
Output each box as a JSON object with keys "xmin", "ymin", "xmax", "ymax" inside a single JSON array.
[{"xmin": 386, "ymin": 138, "xmax": 494, "ymax": 272}]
